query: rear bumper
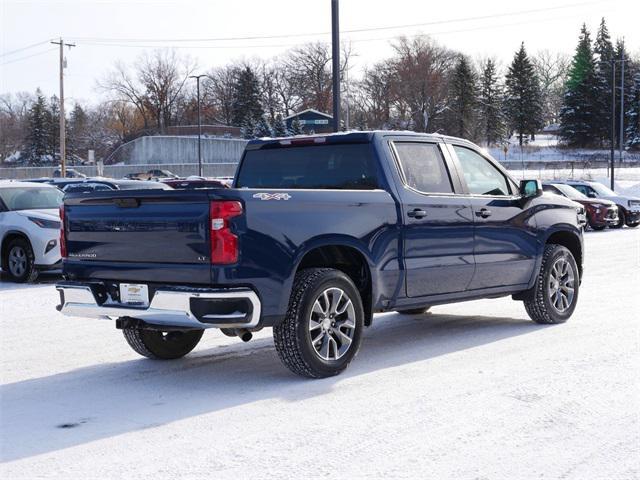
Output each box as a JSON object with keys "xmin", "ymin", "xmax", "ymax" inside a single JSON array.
[{"xmin": 55, "ymin": 281, "xmax": 261, "ymax": 329}]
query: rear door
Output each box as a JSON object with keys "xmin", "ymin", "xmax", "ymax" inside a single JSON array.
[
  {"xmin": 447, "ymin": 144, "xmax": 537, "ymax": 289},
  {"xmin": 390, "ymin": 140, "xmax": 475, "ymax": 297}
]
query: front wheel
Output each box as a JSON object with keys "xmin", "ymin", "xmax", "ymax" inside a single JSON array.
[
  {"xmin": 273, "ymin": 268, "xmax": 364, "ymax": 378},
  {"xmin": 3, "ymin": 237, "xmax": 38, "ymax": 283},
  {"xmin": 523, "ymin": 244, "xmax": 579, "ymax": 324},
  {"xmin": 122, "ymin": 326, "xmax": 204, "ymax": 359}
]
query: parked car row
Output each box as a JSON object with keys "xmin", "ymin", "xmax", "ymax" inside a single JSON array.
[
  {"xmin": 543, "ymin": 180, "xmax": 639, "ymax": 230},
  {"xmin": 1, "ymin": 165, "xmax": 638, "ymax": 284}
]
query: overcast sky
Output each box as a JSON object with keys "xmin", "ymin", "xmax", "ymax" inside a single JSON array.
[{"xmin": 1, "ymin": 0, "xmax": 638, "ymax": 105}]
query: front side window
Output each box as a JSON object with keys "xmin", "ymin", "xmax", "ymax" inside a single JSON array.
[
  {"xmin": 236, "ymin": 144, "xmax": 379, "ymax": 190},
  {"xmin": 393, "ymin": 142, "xmax": 453, "ymax": 194},
  {"xmin": 453, "ymin": 146, "xmax": 510, "ymax": 196}
]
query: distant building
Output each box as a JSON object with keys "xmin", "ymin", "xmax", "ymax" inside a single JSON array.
[{"xmin": 285, "ymin": 109, "xmax": 334, "ymax": 134}]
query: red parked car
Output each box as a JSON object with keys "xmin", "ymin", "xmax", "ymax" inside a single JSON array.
[{"xmin": 543, "ymin": 182, "xmax": 618, "ymax": 230}]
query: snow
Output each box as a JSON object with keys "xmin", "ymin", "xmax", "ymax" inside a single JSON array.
[{"xmin": 1, "ymin": 229, "xmax": 639, "ymax": 479}]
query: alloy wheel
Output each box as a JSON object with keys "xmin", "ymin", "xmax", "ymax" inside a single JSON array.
[{"xmin": 308, "ymin": 287, "xmax": 356, "ymax": 361}]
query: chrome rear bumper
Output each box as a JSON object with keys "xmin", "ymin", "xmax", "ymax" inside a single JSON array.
[{"xmin": 56, "ymin": 282, "xmax": 261, "ymax": 329}]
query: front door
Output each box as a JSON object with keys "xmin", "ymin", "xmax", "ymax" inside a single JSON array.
[
  {"xmin": 391, "ymin": 141, "xmax": 475, "ymax": 297},
  {"xmin": 449, "ymin": 145, "xmax": 538, "ymax": 290}
]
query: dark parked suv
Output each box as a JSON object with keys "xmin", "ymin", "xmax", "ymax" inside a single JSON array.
[
  {"xmin": 559, "ymin": 180, "xmax": 640, "ymax": 228},
  {"xmin": 56, "ymin": 132, "xmax": 585, "ymax": 378}
]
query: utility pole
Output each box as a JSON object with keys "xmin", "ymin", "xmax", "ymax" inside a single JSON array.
[
  {"xmin": 51, "ymin": 38, "xmax": 75, "ymax": 178},
  {"xmin": 611, "ymin": 60, "xmax": 615, "ymax": 190},
  {"xmin": 619, "ymin": 43, "xmax": 625, "ymax": 168},
  {"xmin": 189, "ymin": 74, "xmax": 209, "ymax": 177},
  {"xmin": 331, "ymin": 0, "xmax": 340, "ymax": 132},
  {"xmin": 610, "ymin": 46, "xmax": 628, "ymax": 190}
]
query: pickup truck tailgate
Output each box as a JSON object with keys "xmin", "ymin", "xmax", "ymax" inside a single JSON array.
[{"xmin": 63, "ymin": 190, "xmax": 213, "ymax": 283}]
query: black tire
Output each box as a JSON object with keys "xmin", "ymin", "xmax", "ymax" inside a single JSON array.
[
  {"xmin": 395, "ymin": 307, "xmax": 431, "ymax": 315},
  {"xmin": 3, "ymin": 237, "xmax": 38, "ymax": 283},
  {"xmin": 523, "ymin": 244, "xmax": 579, "ymax": 324},
  {"xmin": 122, "ymin": 326, "xmax": 204, "ymax": 359},
  {"xmin": 589, "ymin": 223, "xmax": 606, "ymax": 231},
  {"xmin": 273, "ymin": 268, "xmax": 364, "ymax": 378},
  {"xmin": 610, "ymin": 208, "xmax": 625, "ymax": 229},
  {"xmin": 626, "ymin": 221, "xmax": 639, "ymax": 228}
]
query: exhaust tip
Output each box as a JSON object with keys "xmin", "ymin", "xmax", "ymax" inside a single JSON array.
[{"xmin": 237, "ymin": 329, "xmax": 253, "ymax": 342}]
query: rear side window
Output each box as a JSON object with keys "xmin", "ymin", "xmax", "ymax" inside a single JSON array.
[
  {"xmin": 453, "ymin": 146, "xmax": 510, "ymax": 196},
  {"xmin": 393, "ymin": 142, "xmax": 453, "ymax": 194},
  {"xmin": 236, "ymin": 144, "xmax": 379, "ymax": 190}
]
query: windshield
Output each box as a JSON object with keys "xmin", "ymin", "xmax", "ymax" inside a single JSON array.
[
  {"xmin": 552, "ymin": 183, "xmax": 587, "ymax": 200},
  {"xmin": 0, "ymin": 186, "xmax": 64, "ymax": 210},
  {"xmin": 589, "ymin": 183, "xmax": 616, "ymax": 196}
]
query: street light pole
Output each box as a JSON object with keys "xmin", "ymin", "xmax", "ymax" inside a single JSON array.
[
  {"xmin": 611, "ymin": 60, "xmax": 615, "ymax": 190},
  {"xmin": 189, "ymin": 74, "xmax": 209, "ymax": 177}
]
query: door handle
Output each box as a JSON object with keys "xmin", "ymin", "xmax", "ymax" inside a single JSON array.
[
  {"xmin": 476, "ymin": 208, "xmax": 492, "ymax": 218},
  {"xmin": 407, "ymin": 208, "xmax": 427, "ymax": 219}
]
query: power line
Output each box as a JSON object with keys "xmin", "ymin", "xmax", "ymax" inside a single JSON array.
[
  {"xmin": 0, "ymin": 40, "xmax": 52, "ymax": 58},
  {"xmin": 76, "ymin": 11, "xmax": 596, "ymax": 51},
  {"xmin": 0, "ymin": 47, "xmax": 57, "ymax": 66},
  {"xmin": 69, "ymin": 0, "xmax": 606, "ymax": 44}
]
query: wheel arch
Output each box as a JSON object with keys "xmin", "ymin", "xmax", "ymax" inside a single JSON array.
[
  {"xmin": 544, "ymin": 229, "xmax": 583, "ymax": 280},
  {"xmin": 294, "ymin": 239, "xmax": 375, "ymax": 326},
  {"xmin": 1, "ymin": 230, "xmax": 31, "ymax": 269}
]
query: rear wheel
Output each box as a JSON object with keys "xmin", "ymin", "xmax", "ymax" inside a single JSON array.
[
  {"xmin": 395, "ymin": 307, "xmax": 431, "ymax": 315},
  {"xmin": 122, "ymin": 326, "xmax": 204, "ymax": 359},
  {"xmin": 273, "ymin": 268, "xmax": 364, "ymax": 378},
  {"xmin": 524, "ymin": 244, "xmax": 579, "ymax": 324},
  {"xmin": 3, "ymin": 237, "xmax": 38, "ymax": 283}
]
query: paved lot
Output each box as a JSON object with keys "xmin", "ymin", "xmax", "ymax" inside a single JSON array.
[{"xmin": 1, "ymin": 229, "xmax": 639, "ymax": 479}]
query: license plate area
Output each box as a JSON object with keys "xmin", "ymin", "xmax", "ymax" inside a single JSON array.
[{"xmin": 119, "ymin": 283, "xmax": 149, "ymax": 307}]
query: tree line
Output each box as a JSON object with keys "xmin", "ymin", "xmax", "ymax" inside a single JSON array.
[{"xmin": 1, "ymin": 18, "xmax": 639, "ymax": 165}]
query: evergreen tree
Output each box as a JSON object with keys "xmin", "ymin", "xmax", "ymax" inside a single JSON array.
[
  {"xmin": 253, "ymin": 116, "xmax": 272, "ymax": 137},
  {"xmin": 505, "ymin": 43, "xmax": 543, "ymax": 146},
  {"xmin": 560, "ymin": 25, "xmax": 603, "ymax": 147},
  {"xmin": 594, "ymin": 18, "xmax": 615, "ymax": 143},
  {"xmin": 290, "ymin": 117, "xmax": 304, "ymax": 135},
  {"xmin": 231, "ymin": 66, "xmax": 264, "ymax": 128},
  {"xmin": 68, "ymin": 103, "xmax": 88, "ymax": 163},
  {"xmin": 478, "ymin": 59, "xmax": 506, "ymax": 146},
  {"xmin": 626, "ymin": 72, "xmax": 640, "ymax": 150},
  {"xmin": 47, "ymin": 95, "xmax": 61, "ymax": 160},
  {"xmin": 25, "ymin": 89, "xmax": 48, "ymax": 164},
  {"xmin": 240, "ymin": 116, "xmax": 256, "ymax": 140},
  {"xmin": 614, "ymin": 40, "xmax": 635, "ymax": 145},
  {"xmin": 272, "ymin": 114, "xmax": 288, "ymax": 137},
  {"xmin": 448, "ymin": 56, "xmax": 478, "ymax": 140}
]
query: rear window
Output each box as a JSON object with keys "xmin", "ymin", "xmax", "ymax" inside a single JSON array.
[
  {"xmin": 0, "ymin": 186, "xmax": 64, "ymax": 210},
  {"xmin": 236, "ymin": 144, "xmax": 379, "ymax": 190}
]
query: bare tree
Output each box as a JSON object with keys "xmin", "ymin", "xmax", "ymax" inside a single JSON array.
[
  {"xmin": 534, "ymin": 50, "xmax": 570, "ymax": 125},
  {"xmin": 98, "ymin": 50, "xmax": 196, "ymax": 133},
  {"xmin": 390, "ymin": 36, "xmax": 457, "ymax": 132}
]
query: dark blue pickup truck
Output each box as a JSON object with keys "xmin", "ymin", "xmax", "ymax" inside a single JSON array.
[{"xmin": 56, "ymin": 131, "xmax": 585, "ymax": 378}]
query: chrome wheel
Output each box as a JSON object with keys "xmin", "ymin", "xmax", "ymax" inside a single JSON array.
[
  {"xmin": 547, "ymin": 257, "xmax": 575, "ymax": 313},
  {"xmin": 8, "ymin": 246, "xmax": 27, "ymax": 277},
  {"xmin": 309, "ymin": 287, "xmax": 356, "ymax": 361}
]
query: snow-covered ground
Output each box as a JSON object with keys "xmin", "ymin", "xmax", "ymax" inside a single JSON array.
[{"xmin": 1, "ymin": 229, "xmax": 639, "ymax": 480}]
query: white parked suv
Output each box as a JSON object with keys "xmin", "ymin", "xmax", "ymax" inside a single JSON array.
[{"xmin": 0, "ymin": 181, "xmax": 64, "ymax": 282}]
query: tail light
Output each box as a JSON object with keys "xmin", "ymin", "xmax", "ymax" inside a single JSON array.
[
  {"xmin": 210, "ymin": 201, "xmax": 242, "ymax": 264},
  {"xmin": 59, "ymin": 204, "xmax": 67, "ymax": 258}
]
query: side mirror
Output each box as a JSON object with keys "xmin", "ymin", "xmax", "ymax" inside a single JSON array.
[
  {"xmin": 519, "ymin": 179, "xmax": 542, "ymax": 198},
  {"xmin": 587, "ymin": 191, "xmax": 597, "ymax": 198}
]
